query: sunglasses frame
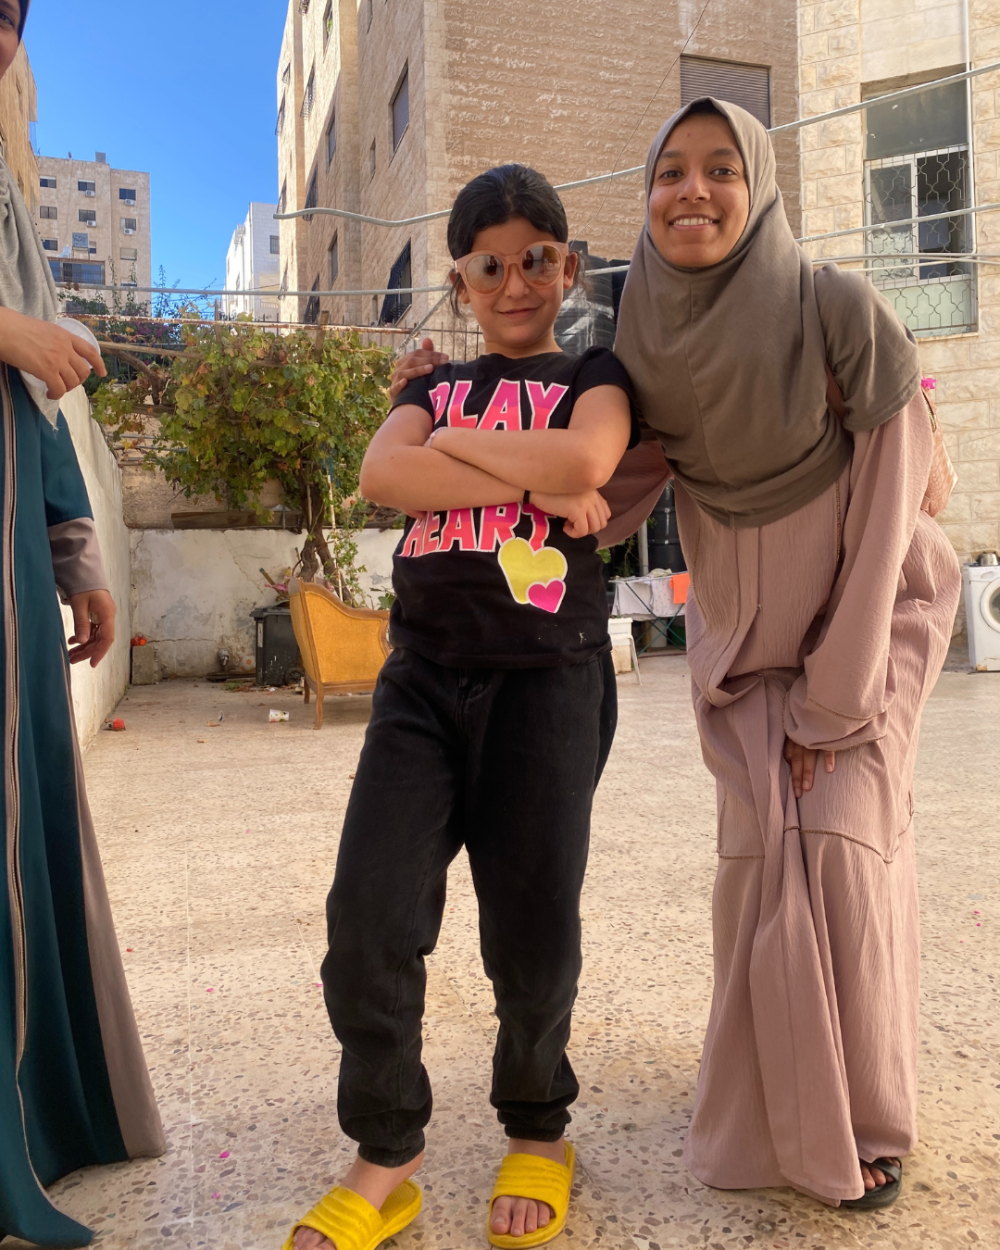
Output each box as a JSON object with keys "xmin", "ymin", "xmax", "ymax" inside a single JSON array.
[{"xmin": 450, "ymin": 241, "xmax": 575, "ymax": 295}]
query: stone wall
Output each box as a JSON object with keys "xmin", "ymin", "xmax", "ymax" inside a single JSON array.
[
  {"xmin": 60, "ymin": 386, "xmax": 131, "ymax": 744},
  {"xmin": 797, "ymin": 0, "xmax": 1000, "ymax": 642}
]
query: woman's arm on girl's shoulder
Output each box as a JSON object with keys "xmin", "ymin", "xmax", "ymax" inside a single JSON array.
[
  {"xmin": 360, "ymin": 403, "xmax": 524, "ymax": 513},
  {"xmin": 429, "ymin": 383, "xmax": 633, "ymax": 495}
]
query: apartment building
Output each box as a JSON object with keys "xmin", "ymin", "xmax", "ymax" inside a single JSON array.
[
  {"xmin": 34, "ymin": 154, "xmax": 151, "ymax": 300},
  {"xmin": 797, "ymin": 0, "xmax": 1000, "ymax": 614},
  {"xmin": 276, "ymin": 0, "xmax": 800, "ymax": 329},
  {"xmin": 224, "ymin": 202, "xmax": 281, "ymax": 321},
  {"xmin": 0, "ymin": 41, "xmax": 38, "ymax": 210}
]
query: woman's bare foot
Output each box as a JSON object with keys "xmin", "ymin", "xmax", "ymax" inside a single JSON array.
[
  {"xmin": 860, "ymin": 1157, "xmax": 900, "ymax": 1191},
  {"xmin": 292, "ymin": 1150, "xmax": 424, "ymax": 1250},
  {"xmin": 489, "ymin": 1138, "xmax": 565, "ymax": 1239}
]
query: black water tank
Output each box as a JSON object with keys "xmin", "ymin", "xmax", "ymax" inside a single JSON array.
[{"xmin": 648, "ymin": 484, "xmax": 686, "ymax": 572}]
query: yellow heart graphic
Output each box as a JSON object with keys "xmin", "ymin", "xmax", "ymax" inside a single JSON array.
[{"xmin": 497, "ymin": 537, "xmax": 568, "ymax": 605}]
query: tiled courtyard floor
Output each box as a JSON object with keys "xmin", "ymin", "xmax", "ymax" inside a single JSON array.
[{"xmin": 15, "ymin": 657, "xmax": 1000, "ymax": 1250}]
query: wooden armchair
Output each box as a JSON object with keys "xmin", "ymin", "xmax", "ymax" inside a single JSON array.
[{"xmin": 287, "ymin": 578, "xmax": 391, "ymax": 729}]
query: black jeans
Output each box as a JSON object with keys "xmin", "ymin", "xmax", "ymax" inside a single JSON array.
[{"xmin": 322, "ymin": 646, "xmax": 617, "ymax": 1167}]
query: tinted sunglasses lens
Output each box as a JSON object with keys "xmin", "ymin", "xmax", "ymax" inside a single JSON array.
[
  {"xmin": 464, "ymin": 254, "xmax": 505, "ymax": 292},
  {"xmin": 521, "ymin": 245, "xmax": 564, "ymax": 285}
]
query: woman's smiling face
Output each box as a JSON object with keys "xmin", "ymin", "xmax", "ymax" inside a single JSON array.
[
  {"xmin": 647, "ymin": 111, "xmax": 751, "ymax": 269},
  {"xmin": 0, "ymin": 1, "xmax": 21, "ymax": 81}
]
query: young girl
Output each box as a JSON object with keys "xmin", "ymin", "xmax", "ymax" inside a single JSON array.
[{"xmin": 285, "ymin": 165, "xmax": 637, "ymax": 1250}]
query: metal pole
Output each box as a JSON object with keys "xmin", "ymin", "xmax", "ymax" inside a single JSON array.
[{"xmin": 637, "ymin": 522, "xmax": 649, "ymax": 576}]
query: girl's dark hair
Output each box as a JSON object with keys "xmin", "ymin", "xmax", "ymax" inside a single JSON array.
[{"xmin": 446, "ymin": 164, "xmax": 569, "ymax": 314}]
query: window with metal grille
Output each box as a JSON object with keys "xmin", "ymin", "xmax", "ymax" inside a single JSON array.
[
  {"xmin": 121, "ymin": 217, "xmax": 137, "ymax": 232},
  {"xmin": 305, "ymin": 276, "xmax": 321, "ymax": 324},
  {"xmin": 391, "ymin": 68, "xmax": 409, "ymax": 151},
  {"xmin": 282, "ymin": 63, "xmax": 291, "ymax": 85},
  {"xmin": 304, "ymin": 172, "xmax": 318, "ymax": 222},
  {"xmin": 301, "ymin": 68, "xmax": 316, "ymax": 118},
  {"xmin": 680, "ymin": 56, "xmax": 771, "ymax": 127},
  {"xmin": 323, "ymin": 0, "xmax": 333, "ymax": 49},
  {"xmin": 276, "ymin": 97, "xmax": 286, "ymax": 137},
  {"xmin": 279, "ymin": 180, "xmax": 288, "ymax": 215},
  {"xmin": 270, "ymin": 235, "xmax": 281, "ymax": 255},
  {"xmin": 78, "ymin": 209, "xmax": 96, "ymax": 224},
  {"xmin": 49, "ymin": 260, "xmax": 105, "ymax": 285},
  {"xmin": 328, "ymin": 234, "xmax": 339, "ymax": 284},
  {"xmin": 327, "ymin": 113, "xmax": 337, "ymax": 164},
  {"xmin": 119, "ymin": 188, "xmax": 136, "ymax": 201},
  {"xmin": 77, "ymin": 180, "xmax": 96, "ymax": 194},
  {"xmin": 40, "ymin": 176, "xmax": 56, "ymax": 189},
  {"xmin": 379, "ymin": 241, "xmax": 412, "ymax": 324},
  {"xmin": 40, "ymin": 204, "xmax": 57, "ymax": 219},
  {"xmin": 863, "ymin": 71, "xmax": 975, "ymax": 336},
  {"xmin": 42, "ymin": 239, "xmax": 57, "ymax": 251}
]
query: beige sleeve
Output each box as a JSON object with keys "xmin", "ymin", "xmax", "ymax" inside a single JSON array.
[
  {"xmin": 48, "ymin": 517, "xmax": 110, "ymax": 602},
  {"xmin": 783, "ymin": 392, "xmax": 933, "ymax": 750}
]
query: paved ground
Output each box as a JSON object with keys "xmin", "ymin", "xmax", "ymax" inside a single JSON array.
[{"xmin": 16, "ymin": 657, "xmax": 1000, "ymax": 1250}]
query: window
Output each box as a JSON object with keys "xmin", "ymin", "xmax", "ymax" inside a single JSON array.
[
  {"xmin": 42, "ymin": 238, "xmax": 58, "ymax": 251},
  {"xmin": 328, "ymin": 234, "xmax": 339, "ymax": 284},
  {"xmin": 304, "ymin": 171, "xmax": 318, "ymax": 222},
  {"xmin": 301, "ymin": 67, "xmax": 316, "ymax": 118},
  {"xmin": 40, "ymin": 204, "xmax": 57, "ymax": 219},
  {"xmin": 121, "ymin": 248, "xmax": 138, "ymax": 261},
  {"xmin": 282, "ymin": 264, "xmax": 289, "ymax": 291},
  {"xmin": 40, "ymin": 176, "xmax": 56, "ymax": 189},
  {"xmin": 276, "ymin": 95, "xmax": 286, "ymax": 137},
  {"xmin": 305, "ymin": 276, "xmax": 321, "ymax": 324},
  {"xmin": 72, "ymin": 231, "xmax": 89, "ymax": 249},
  {"xmin": 391, "ymin": 68, "xmax": 409, "ymax": 151},
  {"xmin": 49, "ymin": 260, "xmax": 106, "ymax": 285},
  {"xmin": 77, "ymin": 180, "xmax": 96, "ymax": 194},
  {"xmin": 119, "ymin": 187, "xmax": 137, "ymax": 202},
  {"xmin": 78, "ymin": 209, "xmax": 96, "ymax": 224},
  {"xmin": 270, "ymin": 235, "xmax": 281, "ymax": 255},
  {"xmin": 279, "ymin": 180, "xmax": 288, "ymax": 215},
  {"xmin": 121, "ymin": 217, "xmax": 137, "ymax": 233},
  {"xmin": 864, "ymin": 70, "xmax": 975, "ymax": 335},
  {"xmin": 326, "ymin": 112, "xmax": 337, "ymax": 164},
  {"xmin": 379, "ymin": 241, "xmax": 412, "ymax": 324},
  {"xmin": 282, "ymin": 63, "xmax": 291, "ymax": 85},
  {"xmin": 323, "ymin": 0, "xmax": 334, "ymax": 49},
  {"xmin": 369, "ymin": 138, "xmax": 376, "ymax": 179},
  {"xmin": 680, "ymin": 56, "xmax": 771, "ymax": 127}
]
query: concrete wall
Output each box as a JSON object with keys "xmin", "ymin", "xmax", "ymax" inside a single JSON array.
[
  {"xmin": 130, "ymin": 527, "xmax": 399, "ymax": 678},
  {"xmin": 59, "ymin": 386, "xmax": 131, "ymax": 743}
]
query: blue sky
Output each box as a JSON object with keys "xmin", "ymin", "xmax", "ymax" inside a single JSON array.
[{"xmin": 27, "ymin": 1, "xmax": 286, "ymax": 293}]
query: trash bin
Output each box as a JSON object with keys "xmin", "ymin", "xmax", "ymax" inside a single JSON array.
[{"xmin": 250, "ymin": 605, "xmax": 303, "ymax": 687}]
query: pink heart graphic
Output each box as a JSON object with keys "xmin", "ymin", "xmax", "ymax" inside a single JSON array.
[{"xmin": 527, "ymin": 579, "xmax": 566, "ymax": 613}]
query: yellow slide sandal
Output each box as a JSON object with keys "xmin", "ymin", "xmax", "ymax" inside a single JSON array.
[
  {"xmin": 281, "ymin": 1179, "xmax": 421, "ymax": 1250},
  {"xmin": 487, "ymin": 1143, "xmax": 576, "ymax": 1249}
]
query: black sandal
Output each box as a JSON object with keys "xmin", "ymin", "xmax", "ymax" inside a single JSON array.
[{"xmin": 841, "ymin": 1158, "xmax": 902, "ymax": 1210}]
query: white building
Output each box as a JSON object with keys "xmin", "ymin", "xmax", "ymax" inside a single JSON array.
[{"xmin": 224, "ymin": 202, "xmax": 281, "ymax": 320}]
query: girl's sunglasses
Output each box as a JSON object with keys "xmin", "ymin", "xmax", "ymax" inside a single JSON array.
[{"xmin": 451, "ymin": 242, "xmax": 572, "ymax": 294}]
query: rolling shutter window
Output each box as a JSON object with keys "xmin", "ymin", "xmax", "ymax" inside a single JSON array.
[{"xmin": 680, "ymin": 57, "xmax": 771, "ymax": 128}]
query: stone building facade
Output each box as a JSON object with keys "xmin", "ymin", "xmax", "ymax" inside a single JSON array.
[
  {"xmin": 797, "ymin": 0, "xmax": 1000, "ymax": 622},
  {"xmin": 276, "ymin": 0, "xmax": 801, "ymax": 330},
  {"xmin": 224, "ymin": 202, "xmax": 281, "ymax": 321},
  {"xmin": 0, "ymin": 41, "xmax": 37, "ymax": 210},
  {"xmin": 34, "ymin": 154, "xmax": 152, "ymax": 300}
]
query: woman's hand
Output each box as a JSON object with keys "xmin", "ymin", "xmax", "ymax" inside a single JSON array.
[
  {"xmin": 0, "ymin": 308, "xmax": 106, "ymax": 400},
  {"xmin": 67, "ymin": 589, "xmax": 116, "ymax": 668},
  {"xmin": 529, "ymin": 489, "xmax": 610, "ymax": 539},
  {"xmin": 389, "ymin": 337, "xmax": 450, "ymax": 402},
  {"xmin": 783, "ymin": 736, "xmax": 836, "ymax": 799}
]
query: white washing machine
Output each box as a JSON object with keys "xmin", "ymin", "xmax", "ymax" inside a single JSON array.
[{"xmin": 963, "ymin": 562, "xmax": 1000, "ymax": 671}]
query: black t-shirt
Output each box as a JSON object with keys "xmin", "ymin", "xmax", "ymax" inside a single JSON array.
[{"xmin": 388, "ymin": 347, "xmax": 638, "ymax": 668}]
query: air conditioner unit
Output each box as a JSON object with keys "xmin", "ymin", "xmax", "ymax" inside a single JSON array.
[
  {"xmin": 84, "ymin": 190, "xmax": 96, "ymax": 197},
  {"xmin": 123, "ymin": 228, "xmax": 135, "ymax": 235},
  {"xmin": 123, "ymin": 197, "xmax": 135, "ymax": 206}
]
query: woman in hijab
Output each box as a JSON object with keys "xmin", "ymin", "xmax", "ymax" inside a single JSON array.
[
  {"xmin": 0, "ymin": 4, "xmax": 165, "ymax": 1245},
  {"xmin": 613, "ymin": 99, "xmax": 960, "ymax": 1207}
]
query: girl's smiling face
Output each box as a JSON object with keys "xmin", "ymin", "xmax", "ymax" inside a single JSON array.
[
  {"xmin": 647, "ymin": 112, "xmax": 751, "ymax": 269},
  {"xmin": 0, "ymin": 1, "xmax": 20, "ymax": 80},
  {"xmin": 453, "ymin": 216, "xmax": 578, "ymax": 358}
]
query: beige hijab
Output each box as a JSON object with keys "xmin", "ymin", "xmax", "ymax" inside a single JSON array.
[{"xmin": 615, "ymin": 98, "xmax": 921, "ymax": 529}]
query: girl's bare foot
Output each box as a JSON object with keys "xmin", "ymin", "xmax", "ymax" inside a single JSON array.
[
  {"xmin": 489, "ymin": 1138, "xmax": 564, "ymax": 1239},
  {"xmin": 292, "ymin": 1150, "xmax": 424, "ymax": 1250},
  {"xmin": 860, "ymin": 1157, "xmax": 900, "ymax": 1190}
]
